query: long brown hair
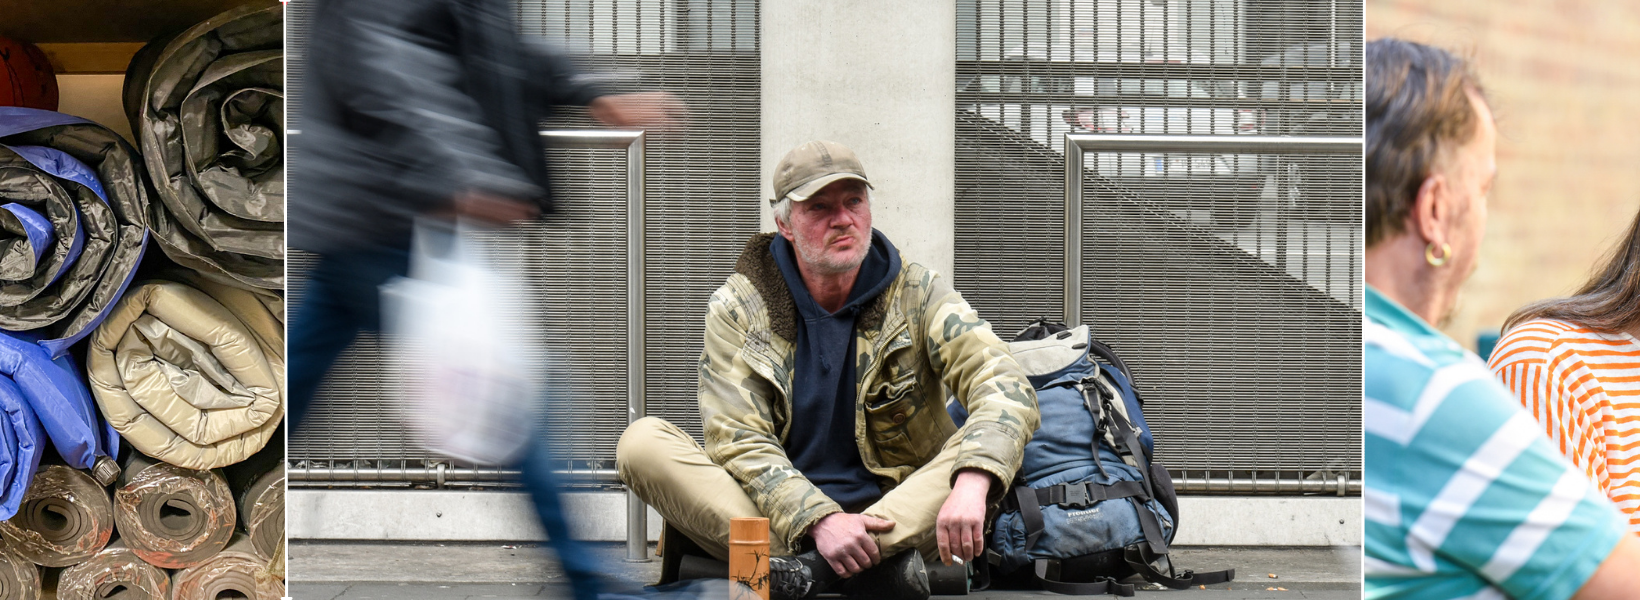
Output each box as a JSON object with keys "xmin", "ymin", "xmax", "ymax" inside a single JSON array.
[{"xmin": 1504, "ymin": 209, "xmax": 1640, "ymax": 334}]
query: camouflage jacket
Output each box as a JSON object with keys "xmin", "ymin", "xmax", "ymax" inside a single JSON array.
[{"xmin": 698, "ymin": 233, "xmax": 1040, "ymax": 550}]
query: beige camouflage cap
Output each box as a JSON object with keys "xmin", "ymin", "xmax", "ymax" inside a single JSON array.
[{"xmin": 771, "ymin": 140, "xmax": 873, "ymax": 204}]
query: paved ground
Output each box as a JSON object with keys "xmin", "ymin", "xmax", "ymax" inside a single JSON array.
[{"xmin": 289, "ymin": 542, "xmax": 1360, "ymax": 599}]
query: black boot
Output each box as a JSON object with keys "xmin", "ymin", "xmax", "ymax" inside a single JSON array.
[{"xmin": 842, "ymin": 550, "xmax": 930, "ymax": 600}]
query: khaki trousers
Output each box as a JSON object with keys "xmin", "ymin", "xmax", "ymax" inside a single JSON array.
[{"xmin": 617, "ymin": 416, "xmax": 958, "ymax": 562}]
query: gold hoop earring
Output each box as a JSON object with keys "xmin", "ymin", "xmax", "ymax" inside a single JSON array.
[{"xmin": 1425, "ymin": 242, "xmax": 1452, "ymax": 267}]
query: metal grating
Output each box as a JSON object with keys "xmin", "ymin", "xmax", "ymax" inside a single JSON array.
[
  {"xmin": 288, "ymin": 0, "xmax": 761, "ymax": 470},
  {"xmin": 955, "ymin": 0, "xmax": 1361, "ymax": 476}
]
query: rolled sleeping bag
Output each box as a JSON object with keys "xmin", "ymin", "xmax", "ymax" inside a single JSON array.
[
  {"xmin": 55, "ymin": 540, "xmax": 170, "ymax": 600},
  {"xmin": 88, "ymin": 277, "xmax": 283, "ymax": 470},
  {"xmin": 234, "ymin": 463, "xmax": 282, "ymax": 562},
  {"xmin": 171, "ymin": 533, "xmax": 284, "ymax": 600},
  {"xmin": 124, "ymin": 2, "xmax": 283, "ymax": 292},
  {"xmin": 0, "ymin": 332, "xmax": 122, "ymax": 521},
  {"xmin": 0, "ymin": 464, "xmax": 113, "ymax": 567},
  {"xmin": 0, "ymin": 108, "xmax": 151, "ymax": 359},
  {"xmin": 111, "ymin": 453, "xmax": 235, "ymax": 569},
  {"xmin": 0, "ymin": 544, "xmax": 41, "ymax": 600}
]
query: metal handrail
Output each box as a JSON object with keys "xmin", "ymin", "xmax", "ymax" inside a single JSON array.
[
  {"xmin": 1062, "ymin": 133, "xmax": 1362, "ymax": 326},
  {"xmin": 540, "ymin": 129, "xmax": 648, "ymax": 561}
]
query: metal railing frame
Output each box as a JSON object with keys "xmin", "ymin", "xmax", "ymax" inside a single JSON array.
[
  {"xmin": 540, "ymin": 129, "xmax": 649, "ymax": 562},
  {"xmin": 1062, "ymin": 133, "xmax": 1363, "ymax": 327}
]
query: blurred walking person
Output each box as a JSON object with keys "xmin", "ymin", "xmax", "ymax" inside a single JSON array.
[
  {"xmin": 1489, "ymin": 210, "xmax": 1640, "ymax": 532},
  {"xmin": 288, "ymin": 0, "xmax": 680, "ymax": 597},
  {"xmin": 1363, "ymin": 38, "xmax": 1640, "ymax": 599}
]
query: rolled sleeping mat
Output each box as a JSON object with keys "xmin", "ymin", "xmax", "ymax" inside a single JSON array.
[
  {"xmin": 111, "ymin": 453, "xmax": 234, "ymax": 569},
  {"xmin": 0, "ymin": 464, "xmax": 113, "ymax": 567},
  {"xmin": 88, "ymin": 278, "xmax": 283, "ymax": 470},
  {"xmin": 0, "ymin": 544, "xmax": 41, "ymax": 600},
  {"xmin": 235, "ymin": 463, "xmax": 282, "ymax": 561},
  {"xmin": 123, "ymin": 2, "xmax": 284, "ymax": 292},
  {"xmin": 171, "ymin": 534, "xmax": 284, "ymax": 600},
  {"xmin": 55, "ymin": 540, "xmax": 169, "ymax": 600},
  {"xmin": 0, "ymin": 332, "xmax": 122, "ymax": 522},
  {"xmin": 0, "ymin": 108, "xmax": 152, "ymax": 358}
]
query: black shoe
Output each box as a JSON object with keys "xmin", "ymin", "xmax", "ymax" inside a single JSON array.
[
  {"xmin": 769, "ymin": 555, "xmax": 820, "ymax": 600},
  {"xmin": 842, "ymin": 550, "xmax": 930, "ymax": 600}
]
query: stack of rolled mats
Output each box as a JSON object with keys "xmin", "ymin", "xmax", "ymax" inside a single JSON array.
[
  {"xmin": 0, "ymin": 2, "xmax": 288, "ymax": 595},
  {"xmin": 0, "ymin": 446, "xmax": 286, "ymax": 599}
]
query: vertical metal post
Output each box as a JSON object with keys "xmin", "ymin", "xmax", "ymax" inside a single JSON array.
[
  {"xmin": 1063, "ymin": 134, "xmax": 1084, "ymax": 327},
  {"xmin": 626, "ymin": 132, "xmax": 649, "ymax": 562},
  {"xmin": 538, "ymin": 129, "xmax": 650, "ymax": 562}
]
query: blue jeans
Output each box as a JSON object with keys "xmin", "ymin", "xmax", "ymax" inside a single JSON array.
[{"xmin": 289, "ymin": 245, "xmax": 603, "ymax": 598}]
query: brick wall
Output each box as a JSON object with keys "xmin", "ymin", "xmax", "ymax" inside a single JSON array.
[{"xmin": 1368, "ymin": 0, "xmax": 1640, "ymax": 348}]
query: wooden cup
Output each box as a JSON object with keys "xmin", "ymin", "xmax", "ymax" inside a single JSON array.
[{"xmin": 728, "ymin": 517, "xmax": 771, "ymax": 600}]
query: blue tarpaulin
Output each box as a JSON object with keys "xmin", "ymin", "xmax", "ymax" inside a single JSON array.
[{"xmin": 0, "ymin": 332, "xmax": 117, "ymax": 519}]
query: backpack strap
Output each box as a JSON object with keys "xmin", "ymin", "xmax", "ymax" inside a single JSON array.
[
  {"xmin": 1015, "ymin": 485, "xmax": 1046, "ymax": 552},
  {"xmin": 1033, "ymin": 560, "xmax": 1135, "ymax": 597},
  {"xmin": 1002, "ymin": 481, "xmax": 1149, "ymax": 511},
  {"xmin": 1122, "ymin": 545, "xmax": 1236, "ymax": 589}
]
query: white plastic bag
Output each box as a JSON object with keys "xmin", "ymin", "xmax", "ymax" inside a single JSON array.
[{"xmin": 381, "ymin": 219, "xmax": 537, "ymax": 466}]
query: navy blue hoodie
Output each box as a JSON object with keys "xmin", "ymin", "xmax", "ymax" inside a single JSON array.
[{"xmin": 771, "ymin": 229, "xmax": 902, "ymax": 511}]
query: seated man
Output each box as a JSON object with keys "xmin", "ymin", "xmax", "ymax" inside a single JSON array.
[{"xmin": 618, "ymin": 140, "xmax": 1040, "ymax": 600}]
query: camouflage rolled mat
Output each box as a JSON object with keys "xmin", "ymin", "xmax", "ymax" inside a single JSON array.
[
  {"xmin": 171, "ymin": 533, "xmax": 284, "ymax": 600},
  {"xmin": 112, "ymin": 453, "xmax": 234, "ymax": 570},
  {"xmin": 56, "ymin": 540, "xmax": 169, "ymax": 600},
  {"xmin": 0, "ymin": 544, "xmax": 41, "ymax": 600},
  {"xmin": 0, "ymin": 464, "xmax": 113, "ymax": 567}
]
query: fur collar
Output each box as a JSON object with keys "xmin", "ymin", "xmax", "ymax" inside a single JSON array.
[{"xmin": 734, "ymin": 233, "xmax": 892, "ymax": 342}]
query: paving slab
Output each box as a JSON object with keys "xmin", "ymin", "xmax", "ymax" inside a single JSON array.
[{"xmin": 290, "ymin": 541, "xmax": 1359, "ymax": 599}]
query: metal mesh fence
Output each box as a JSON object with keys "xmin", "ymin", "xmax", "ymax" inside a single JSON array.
[
  {"xmin": 287, "ymin": 0, "xmax": 761, "ymax": 472},
  {"xmin": 954, "ymin": 0, "xmax": 1362, "ymax": 476}
]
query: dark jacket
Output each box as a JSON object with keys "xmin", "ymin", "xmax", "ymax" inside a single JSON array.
[{"xmin": 289, "ymin": 0, "xmax": 605, "ymax": 254}]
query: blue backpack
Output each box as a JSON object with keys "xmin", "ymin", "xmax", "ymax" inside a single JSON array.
[{"xmin": 951, "ymin": 320, "xmax": 1234, "ymax": 596}]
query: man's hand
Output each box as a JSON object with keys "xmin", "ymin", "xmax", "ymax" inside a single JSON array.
[
  {"xmin": 450, "ymin": 190, "xmax": 539, "ymax": 225},
  {"xmin": 588, "ymin": 91, "xmax": 685, "ymax": 130},
  {"xmin": 810, "ymin": 512, "xmax": 896, "ymax": 578},
  {"xmin": 937, "ymin": 469, "xmax": 993, "ymax": 566}
]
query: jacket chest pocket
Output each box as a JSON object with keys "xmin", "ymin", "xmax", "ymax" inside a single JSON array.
[{"xmin": 863, "ymin": 343, "xmax": 951, "ymax": 467}]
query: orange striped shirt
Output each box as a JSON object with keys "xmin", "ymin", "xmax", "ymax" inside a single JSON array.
[{"xmin": 1488, "ymin": 318, "xmax": 1640, "ymax": 531}]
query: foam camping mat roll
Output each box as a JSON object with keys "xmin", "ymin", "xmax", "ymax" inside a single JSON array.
[
  {"xmin": 123, "ymin": 2, "xmax": 283, "ymax": 292},
  {"xmin": 88, "ymin": 277, "xmax": 283, "ymax": 470},
  {"xmin": 171, "ymin": 533, "xmax": 283, "ymax": 600},
  {"xmin": 235, "ymin": 463, "xmax": 282, "ymax": 561},
  {"xmin": 111, "ymin": 453, "xmax": 234, "ymax": 569},
  {"xmin": 0, "ymin": 544, "xmax": 41, "ymax": 600},
  {"xmin": 0, "ymin": 464, "xmax": 113, "ymax": 566},
  {"xmin": 56, "ymin": 540, "xmax": 169, "ymax": 600},
  {"xmin": 0, "ymin": 108, "xmax": 151, "ymax": 358}
]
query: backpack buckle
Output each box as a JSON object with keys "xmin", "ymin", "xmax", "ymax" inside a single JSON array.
[{"xmin": 1060, "ymin": 484, "xmax": 1090, "ymax": 508}]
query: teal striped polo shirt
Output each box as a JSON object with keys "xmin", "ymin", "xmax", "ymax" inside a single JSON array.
[{"xmin": 1365, "ymin": 286, "xmax": 1625, "ymax": 600}]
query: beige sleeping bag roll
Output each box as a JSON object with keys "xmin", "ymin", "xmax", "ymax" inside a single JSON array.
[
  {"xmin": 171, "ymin": 534, "xmax": 284, "ymax": 600},
  {"xmin": 0, "ymin": 465, "xmax": 113, "ymax": 567},
  {"xmin": 0, "ymin": 545, "xmax": 41, "ymax": 600},
  {"xmin": 56, "ymin": 540, "xmax": 169, "ymax": 600},
  {"xmin": 112, "ymin": 454, "xmax": 235, "ymax": 569},
  {"xmin": 88, "ymin": 277, "xmax": 284, "ymax": 470}
]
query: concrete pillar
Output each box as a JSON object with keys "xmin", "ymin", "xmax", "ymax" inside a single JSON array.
[{"xmin": 761, "ymin": 0, "xmax": 957, "ymax": 277}]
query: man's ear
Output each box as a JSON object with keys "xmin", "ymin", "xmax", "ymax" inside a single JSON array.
[
  {"xmin": 774, "ymin": 211, "xmax": 796, "ymax": 242},
  {"xmin": 1411, "ymin": 172, "xmax": 1451, "ymax": 247}
]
